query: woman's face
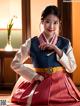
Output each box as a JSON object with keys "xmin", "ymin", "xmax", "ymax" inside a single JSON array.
[{"xmin": 42, "ymin": 14, "xmax": 60, "ymax": 36}]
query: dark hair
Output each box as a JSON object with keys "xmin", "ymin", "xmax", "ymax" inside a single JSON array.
[{"xmin": 41, "ymin": 5, "xmax": 61, "ymax": 21}]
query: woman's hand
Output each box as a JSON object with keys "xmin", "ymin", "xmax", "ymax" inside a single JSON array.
[
  {"xmin": 39, "ymin": 43, "xmax": 63, "ymax": 58},
  {"xmin": 39, "ymin": 43, "xmax": 55, "ymax": 50},
  {"xmin": 32, "ymin": 74, "xmax": 44, "ymax": 82}
]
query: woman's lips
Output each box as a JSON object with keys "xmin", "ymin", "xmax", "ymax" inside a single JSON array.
[{"xmin": 47, "ymin": 29, "xmax": 55, "ymax": 32}]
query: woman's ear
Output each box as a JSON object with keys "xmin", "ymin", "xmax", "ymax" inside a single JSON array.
[
  {"xmin": 39, "ymin": 21, "xmax": 44, "ymax": 33},
  {"xmin": 41, "ymin": 20, "xmax": 44, "ymax": 24}
]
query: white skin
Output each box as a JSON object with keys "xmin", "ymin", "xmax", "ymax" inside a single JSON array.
[{"xmin": 39, "ymin": 14, "xmax": 63, "ymax": 58}]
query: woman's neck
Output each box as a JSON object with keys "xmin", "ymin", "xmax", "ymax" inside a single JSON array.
[{"xmin": 43, "ymin": 31, "xmax": 54, "ymax": 41}]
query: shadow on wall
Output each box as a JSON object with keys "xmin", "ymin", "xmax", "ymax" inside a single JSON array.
[{"xmin": 0, "ymin": 29, "xmax": 22, "ymax": 48}]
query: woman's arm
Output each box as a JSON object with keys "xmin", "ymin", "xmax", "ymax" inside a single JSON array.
[
  {"xmin": 11, "ymin": 39, "xmax": 44, "ymax": 82},
  {"xmin": 39, "ymin": 41, "xmax": 77, "ymax": 73},
  {"xmin": 56, "ymin": 41, "xmax": 77, "ymax": 73}
]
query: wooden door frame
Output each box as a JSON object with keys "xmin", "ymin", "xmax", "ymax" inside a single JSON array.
[
  {"xmin": 58, "ymin": 0, "xmax": 72, "ymax": 42},
  {"xmin": 22, "ymin": 0, "xmax": 31, "ymax": 43}
]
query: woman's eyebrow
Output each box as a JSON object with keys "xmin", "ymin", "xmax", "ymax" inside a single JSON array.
[
  {"xmin": 45, "ymin": 18, "xmax": 51, "ymax": 21},
  {"xmin": 45, "ymin": 19, "xmax": 59, "ymax": 22}
]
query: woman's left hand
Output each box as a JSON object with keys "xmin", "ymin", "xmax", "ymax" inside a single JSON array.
[
  {"xmin": 39, "ymin": 43, "xmax": 55, "ymax": 50},
  {"xmin": 32, "ymin": 74, "xmax": 44, "ymax": 83},
  {"xmin": 46, "ymin": 43, "xmax": 55, "ymax": 50}
]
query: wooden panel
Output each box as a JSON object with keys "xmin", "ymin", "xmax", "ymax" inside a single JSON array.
[
  {"xmin": 72, "ymin": 3, "xmax": 80, "ymax": 85},
  {"xmin": 3, "ymin": 58, "xmax": 16, "ymax": 86},
  {"xmin": 0, "ymin": 58, "xmax": 17, "ymax": 90},
  {"xmin": 0, "ymin": 49, "xmax": 18, "ymax": 89},
  {"xmin": 58, "ymin": 0, "xmax": 72, "ymax": 41}
]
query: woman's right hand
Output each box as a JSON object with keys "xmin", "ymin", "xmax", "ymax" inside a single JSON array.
[
  {"xmin": 32, "ymin": 74, "xmax": 44, "ymax": 82},
  {"xmin": 39, "ymin": 42, "xmax": 47, "ymax": 50},
  {"xmin": 39, "ymin": 42, "xmax": 55, "ymax": 51}
]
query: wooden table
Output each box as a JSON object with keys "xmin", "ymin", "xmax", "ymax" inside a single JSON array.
[{"xmin": 0, "ymin": 48, "xmax": 19, "ymax": 89}]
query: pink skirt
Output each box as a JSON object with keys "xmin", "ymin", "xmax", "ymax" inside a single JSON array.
[{"xmin": 11, "ymin": 70, "xmax": 80, "ymax": 106}]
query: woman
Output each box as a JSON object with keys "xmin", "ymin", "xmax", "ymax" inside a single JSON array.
[{"xmin": 10, "ymin": 5, "xmax": 80, "ymax": 106}]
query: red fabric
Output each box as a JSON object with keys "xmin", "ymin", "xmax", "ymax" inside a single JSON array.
[{"xmin": 11, "ymin": 71, "xmax": 80, "ymax": 106}]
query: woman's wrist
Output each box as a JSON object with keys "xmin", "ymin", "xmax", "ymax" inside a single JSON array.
[
  {"xmin": 32, "ymin": 74, "xmax": 44, "ymax": 82},
  {"xmin": 53, "ymin": 45, "xmax": 63, "ymax": 58}
]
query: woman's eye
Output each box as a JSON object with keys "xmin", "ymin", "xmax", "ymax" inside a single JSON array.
[
  {"xmin": 54, "ymin": 21, "xmax": 58, "ymax": 24},
  {"xmin": 45, "ymin": 20, "xmax": 50, "ymax": 23}
]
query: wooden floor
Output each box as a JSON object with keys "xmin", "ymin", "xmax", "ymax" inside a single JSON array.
[
  {"xmin": 0, "ymin": 91, "xmax": 21, "ymax": 106},
  {"xmin": 0, "ymin": 90, "xmax": 11, "ymax": 99},
  {"xmin": 0, "ymin": 93, "xmax": 24, "ymax": 106}
]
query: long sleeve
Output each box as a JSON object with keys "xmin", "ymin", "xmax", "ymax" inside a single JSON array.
[
  {"xmin": 56, "ymin": 41, "xmax": 77, "ymax": 73},
  {"xmin": 11, "ymin": 39, "xmax": 38, "ymax": 82}
]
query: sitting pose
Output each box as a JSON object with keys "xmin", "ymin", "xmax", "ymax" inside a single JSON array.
[{"xmin": 10, "ymin": 5, "xmax": 80, "ymax": 106}]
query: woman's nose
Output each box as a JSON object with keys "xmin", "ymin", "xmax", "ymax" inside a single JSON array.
[{"xmin": 49, "ymin": 23, "xmax": 54, "ymax": 29}]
